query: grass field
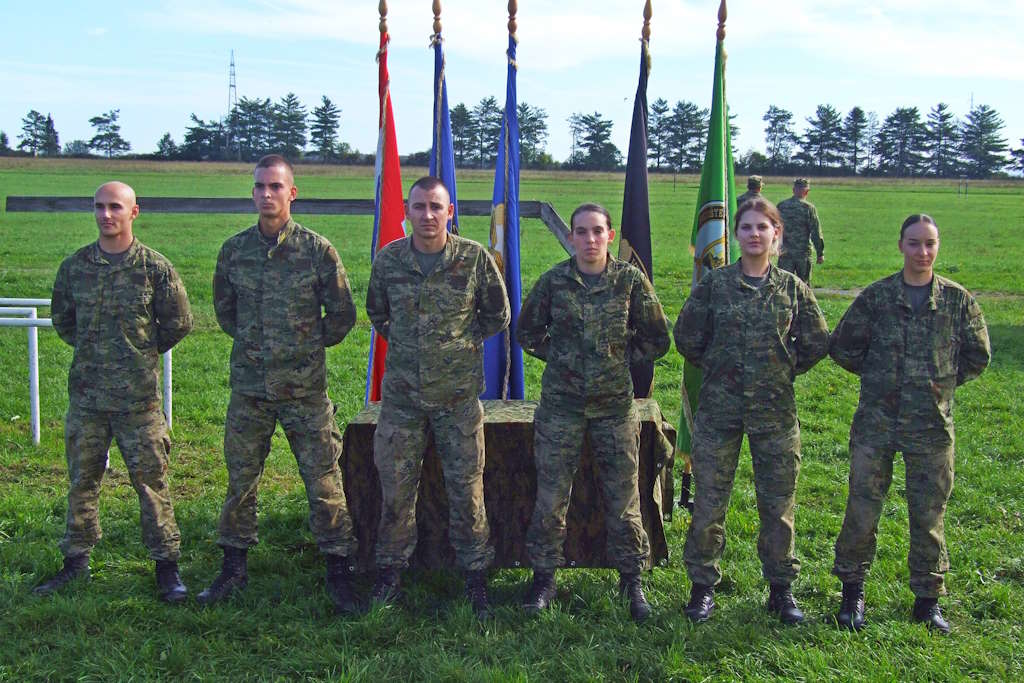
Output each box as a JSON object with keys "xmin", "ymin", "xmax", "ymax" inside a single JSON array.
[{"xmin": 1, "ymin": 158, "xmax": 1022, "ymax": 681}]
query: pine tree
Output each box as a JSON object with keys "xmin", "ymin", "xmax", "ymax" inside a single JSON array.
[
  {"xmin": 959, "ymin": 104, "xmax": 1007, "ymax": 178},
  {"xmin": 763, "ymin": 105, "xmax": 797, "ymax": 170},
  {"xmin": 41, "ymin": 114, "xmax": 60, "ymax": 156},
  {"xmin": 88, "ymin": 109, "xmax": 131, "ymax": 157},
  {"xmin": 647, "ymin": 98, "xmax": 670, "ymax": 170},
  {"xmin": 309, "ymin": 96, "xmax": 341, "ymax": 161},
  {"xmin": 18, "ymin": 110, "xmax": 47, "ymax": 156},
  {"xmin": 842, "ymin": 107, "xmax": 868, "ymax": 174},
  {"xmin": 924, "ymin": 103, "xmax": 960, "ymax": 178},
  {"xmin": 797, "ymin": 104, "xmax": 844, "ymax": 171},
  {"xmin": 271, "ymin": 93, "xmax": 307, "ymax": 159}
]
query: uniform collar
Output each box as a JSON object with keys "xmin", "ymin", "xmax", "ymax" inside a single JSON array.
[
  {"xmin": 87, "ymin": 238, "xmax": 141, "ymax": 269},
  {"xmin": 255, "ymin": 217, "xmax": 298, "ymax": 258},
  {"xmin": 893, "ymin": 271, "xmax": 940, "ymax": 311},
  {"xmin": 402, "ymin": 232, "xmax": 456, "ymax": 274},
  {"xmin": 730, "ymin": 259, "xmax": 782, "ymax": 290}
]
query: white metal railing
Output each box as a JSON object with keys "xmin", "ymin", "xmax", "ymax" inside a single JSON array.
[{"xmin": 0, "ymin": 298, "xmax": 173, "ymax": 445}]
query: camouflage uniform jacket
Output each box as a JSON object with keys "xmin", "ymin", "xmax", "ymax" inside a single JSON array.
[
  {"xmin": 517, "ymin": 256, "xmax": 671, "ymax": 418},
  {"xmin": 777, "ymin": 196, "xmax": 824, "ymax": 259},
  {"xmin": 214, "ymin": 219, "xmax": 356, "ymax": 400},
  {"xmin": 366, "ymin": 234, "xmax": 510, "ymax": 409},
  {"xmin": 674, "ymin": 261, "xmax": 829, "ymax": 433},
  {"xmin": 830, "ymin": 272, "xmax": 990, "ymax": 448},
  {"xmin": 51, "ymin": 239, "xmax": 193, "ymax": 412}
]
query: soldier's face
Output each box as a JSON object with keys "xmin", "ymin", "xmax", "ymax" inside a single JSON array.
[
  {"xmin": 406, "ymin": 184, "xmax": 453, "ymax": 251},
  {"xmin": 736, "ymin": 209, "xmax": 779, "ymax": 259},
  {"xmin": 93, "ymin": 183, "xmax": 139, "ymax": 241},
  {"xmin": 253, "ymin": 165, "xmax": 296, "ymax": 221},
  {"xmin": 899, "ymin": 221, "xmax": 939, "ymax": 278},
  {"xmin": 570, "ymin": 211, "xmax": 615, "ymax": 272}
]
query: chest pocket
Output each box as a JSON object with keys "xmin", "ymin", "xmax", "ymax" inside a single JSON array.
[{"xmin": 120, "ymin": 288, "xmax": 155, "ymax": 351}]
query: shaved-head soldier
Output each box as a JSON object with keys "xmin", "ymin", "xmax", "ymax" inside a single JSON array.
[
  {"xmin": 200, "ymin": 155, "xmax": 360, "ymax": 614},
  {"xmin": 35, "ymin": 181, "xmax": 194, "ymax": 603}
]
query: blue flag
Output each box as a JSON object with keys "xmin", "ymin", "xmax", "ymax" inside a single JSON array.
[
  {"xmin": 482, "ymin": 33, "xmax": 524, "ymax": 400},
  {"xmin": 429, "ymin": 33, "xmax": 459, "ymax": 234}
]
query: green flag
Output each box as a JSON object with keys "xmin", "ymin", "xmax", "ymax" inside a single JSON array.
[{"xmin": 677, "ymin": 13, "xmax": 738, "ymax": 508}]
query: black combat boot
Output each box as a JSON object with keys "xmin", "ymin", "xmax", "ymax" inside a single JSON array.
[
  {"xmin": 155, "ymin": 560, "xmax": 188, "ymax": 604},
  {"xmin": 370, "ymin": 565, "xmax": 402, "ymax": 605},
  {"xmin": 684, "ymin": 583, "xmax": 715, "ymax": 623},
  {"xmin": 767, "ymin": 584, "xmax": 805, "ymax": 625},
  {"xmin": 33, "ymin": 553, "xmax": 90, "ymax": 596},
  {"xmin": 835, "ymin": 582, "xmax": 866, "ymax": 631},
  {"xmin": 522, "ymin": 569, "xmax": 556, "ymax": 615},
  {"xmin": 912, "ymin": 597, "xmax": 950, "ymax": 634},
  {"xmin": 325, "ymin": 555, "xmax": 359, "ymax": 614},
  {"xmin": 618, "ymin": 572, "xmax": 652, "ymax": 623},
  {"xmin": 464, "ymin": 570, "xmax": 492, "ymax": 620},
  {"xmin": 196, "ymin": 546, "xmax": 248, "ymax": 605}
]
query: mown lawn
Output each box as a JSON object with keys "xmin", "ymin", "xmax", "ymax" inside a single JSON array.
[{"xmin": 1, "ymin": 159, "xmax": 1022, "ymax": 681}]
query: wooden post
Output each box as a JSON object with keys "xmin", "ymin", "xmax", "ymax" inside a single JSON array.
[
  {"xmin": 379, "ymin": 0, "xmax": 388, "ymax": 33},
  {"xmin": 433, "ymin": 0, "xmax": 442, "ymax": 36},
  {"xmin": 508, "ymin": 0, "xmax": 517, "ymax": 37}
]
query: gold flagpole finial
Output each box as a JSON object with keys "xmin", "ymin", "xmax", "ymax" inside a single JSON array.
[
  {"xmin": 433, "ymin": 0, "xmax": 442, "ymax": 36},
  {"xmin": 508, "ymin": 0, "xmax": 518, "ymax": 38},
  {"xmin": 379, "ymin": 0, "xmax": 389, "ymax": 33},
  {"xmin": 717, "ymin": 0, "xmax": 727, "ymax": 41},
  {"xmin": 642, "ymin": 0, "xmax": 652, "ymax": 43}
]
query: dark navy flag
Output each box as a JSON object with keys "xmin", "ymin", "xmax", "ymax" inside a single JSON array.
[
  {"xmin": 482, "ymin": 33, "xmax": 524, "ymax": 400},
  {"xmin": 618, "ymin": 40, "xmax": 654, "ymax": 398},
  {"xmin": 429, "ymin": 32, "xmax": 460, "ymax": 234}
]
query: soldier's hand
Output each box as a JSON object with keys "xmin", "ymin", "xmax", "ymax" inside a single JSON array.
[{"xmin": 817, "ymin": 255, "xmax": 825, "ymax": 264}]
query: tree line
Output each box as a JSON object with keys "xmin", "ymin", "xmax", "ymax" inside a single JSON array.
[
  {"xmin": 3, "ymin": 97, "xmax": 1022, "ymax": 179},
  {"xmin": 750, "ymin": 102, "xmax": 1015, "ymax": 179}
]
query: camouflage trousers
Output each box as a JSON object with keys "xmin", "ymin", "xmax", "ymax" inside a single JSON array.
[
  {"xmin": 59, "ymin": 403, "xmax": 181, "ymax": 561},
  {"xmin": 778, "ymin": 253, "xmax": 813, "ymax": 285},
  {"xmin": 526, "ymin": 404, "xmax": 650, "ymax": 574},
  {"xmin": 684, "ymin": 415, "xmax": 802, "ymax": 587},
  {"xmin": 373, "ymin": 398, "xmax": 493, "ymax": 571},
  {"xmin": 832, "ymin": 438, "xmax": 955, "ymax": 598},
  {"xmin": 217, "ymin": 392, "xmax": 355, "ymax": 557}
]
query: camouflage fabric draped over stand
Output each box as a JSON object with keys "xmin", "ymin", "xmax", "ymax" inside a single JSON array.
[{"xmin": 340, "ymin": 399, "xmax": 675, "ymax": 570}]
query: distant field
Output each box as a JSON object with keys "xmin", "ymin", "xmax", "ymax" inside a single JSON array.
[{"xmin": 1, "ymin": 159, "xmax": 1022, "ymax": 681}]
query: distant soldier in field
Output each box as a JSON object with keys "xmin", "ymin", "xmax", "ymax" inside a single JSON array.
[
  {"xmin": 675, "ymin": 198, "xmax": 830, "ymax": 625},
  {"xmin": 365, "ymin": 176, "xmax": 510, "ymax": 619},
  {"xmin": 830, "ymin": 214, "xmax": 990, "ymax": 634},
  {"xmin": 201, "ymin": 154, "xmax": 360, "ymax": 614},
  {"xmin": 736, "ymin": 175, "xmax": 764, "ymax": 208},
  {"xmin": 517, "ymin": 203, "xmax": 670, "ymax": 623},
  {"xmin": 35, "ymin": 181, "xmax": 193, "ymax": 603},
  {"xmin": 776, "ymin": 178, "xmax": 824, "ymax": 284}
]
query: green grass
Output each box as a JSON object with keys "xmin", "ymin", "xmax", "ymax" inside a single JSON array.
[{"xmin": 1, "ymin": 159, "xmax": 1023, "ymax": 681}]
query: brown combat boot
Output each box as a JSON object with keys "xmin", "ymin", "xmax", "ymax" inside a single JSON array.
[
  {"xmin": 196, "ymin": 546, "xmax": 248, "ymax": 605},
  {"xmin": 155, "ymin": 560, "xmax": 188, "ymax": 604},
  {"xmin": 33, "ymin": 554, "xmax": 90, "ymax": 596}
]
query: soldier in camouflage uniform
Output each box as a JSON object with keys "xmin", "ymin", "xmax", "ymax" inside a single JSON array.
[
  {"xmin": 517, "ymin": 203, "xmax": 670, "ymax": 623},
  {"xmin": 736, "ymin": 175, "xmax": 764, "ymax": 208},
  {"xmin": 777, "ymin": 178, "xmax": 824, "ymax": 284},
  {"xmin": 674, "ymin": 198, "xmax": 830, "ymax": 625},
  {"xmin": 366, "ymin": 177, "xmax": 510, "ymax": 619},
  {"xmin": 200, "ymin": 155, "xmax": 360, "ymax": 614},
  {"xmin": 830, "ymin": 214, "xmax": 990, "ymax": 634},
  {"xmin": 34, "ymin": 181, "xmax": 193, "ymax": 603}
]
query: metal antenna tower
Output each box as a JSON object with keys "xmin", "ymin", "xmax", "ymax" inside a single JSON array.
[{"xmin": 228, "ymin": 50, "xmax": 238, "ymax": 114}]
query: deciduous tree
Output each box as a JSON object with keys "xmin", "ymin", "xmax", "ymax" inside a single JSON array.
[{"xmin": 88, "ymin": 109, "xmax": 131, "ymax": 157}]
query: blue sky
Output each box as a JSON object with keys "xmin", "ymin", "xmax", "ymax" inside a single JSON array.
[{"xmin": 2, "ymin": 0, "xmax": 1022, "ymax": 161}]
